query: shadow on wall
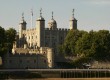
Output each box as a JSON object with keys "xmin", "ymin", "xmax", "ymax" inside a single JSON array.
[
  {"xmin": 0, "ymin": 71, "xmax": 43, "ymax": 79},
  {"xmin": 0, "ymin": 57, "xmax": 2, "ymax": 68}
]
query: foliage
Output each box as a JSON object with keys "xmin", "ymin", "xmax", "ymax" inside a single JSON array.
[
  {"xmin": 75, "ymin": 30, "xmax": 96, "ymax": 57},
  {"xmin": 0, "ymin": 27, "xmax": 16, "ymax": 56},
  {"xmin": 59, "ymin": 29, "xmax": 110, "ymax": 62},
  {"xmin": 5, "ymin": 28, "xmax": 16, "ymax": 51},
  {"xmin": 62, "ymin": 29, "xmax": 87, "ymax": 56}
]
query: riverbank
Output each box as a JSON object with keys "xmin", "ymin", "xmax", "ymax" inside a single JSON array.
[
  {"xmin": 6, "ymin": 78, "xmax": 110, "ymax": 80},
  {"xmin": 0, "ymin": 69, "xmax": 110, "ymax": 79},
  {"xmin": 31, "ymin": 78, "xmax": 110, "ymax": 80}
]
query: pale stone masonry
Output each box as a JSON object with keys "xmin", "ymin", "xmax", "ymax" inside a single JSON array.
[
  {"xmin": 3, "ymin": 47, "xmax": 53, "ymax": 69},
  {"xmin": 3, "ymin": 9, "xmax": 77, "ymax": 69}
]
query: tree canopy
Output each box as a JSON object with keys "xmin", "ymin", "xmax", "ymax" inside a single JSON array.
[
  {"xmin": 59, "ymin": 29, "xmax": 110, "ymax": 61},
  {"xmin": 0, "ymin": 26, "xmax": 16, "ymax": 56}
]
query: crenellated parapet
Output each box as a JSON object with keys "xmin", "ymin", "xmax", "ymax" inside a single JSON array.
[
  {"xmin": 5, "ymin": 46, "xmax": 54, "ymax": 69},
  {"xmin": 12, "ymin": 47, "xmax": 51, "ymax": 54},
  {"xmin": 26, "ymin": 28, "xmax": 36, "ymax": 32},
  {"xmin": 58, "ymin": 28, "xmax": 69, "ymax": 31},
  {"xmin": 45, "ymin": 28, "xmax": 50, "ymax": 30},
  {"xmin": 45, "ymin": 28, "xmax": 68, "ymax": 31}
]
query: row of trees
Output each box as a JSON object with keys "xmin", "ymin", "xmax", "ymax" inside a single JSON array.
[
  {"xmin": 0, "ymin": 26, "xmax": 16, "ymax": 56},
  {"xmin": 59, "ymin": 29, "xmax": 110, "ymax": 61}
]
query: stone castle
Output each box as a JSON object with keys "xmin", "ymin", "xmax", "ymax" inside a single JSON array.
[{"xmin": 3, "ymin": 9, "xmax": 77, "ymax": 69}]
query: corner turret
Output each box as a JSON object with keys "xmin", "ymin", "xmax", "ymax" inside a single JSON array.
[
  {"xmin": 37, "ymin": 8, "xmax": 45, "ymax": 21},
  {"xmin": 36, "ymin": 8, "xmax": 45, "ymax": 47},
  {"xmin": 48, "ymin": 12, "xmax": 57, "ymax": 29},
  {"xmin": 69, "ymin": 9, "xmax": 77, "ymax": 30},
  {"xmin": 19, "ymin": 13, "xmax": 27, "ymax": 38}
]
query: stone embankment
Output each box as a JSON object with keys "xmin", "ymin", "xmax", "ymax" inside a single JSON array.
[{"xmin": 29, "ymin": 78, "xmax": 110, "ymax": 80}]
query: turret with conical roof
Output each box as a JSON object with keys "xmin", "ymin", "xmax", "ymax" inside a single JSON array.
[
  {"xmin": 19, "ymin": 13, "xmax": 27, "ymax": 38},
  {"xmin": 69, "ymin": 9, "xmax": 77, "ymax": 30},
  {"xmin": 48, "ymin": 12, "xmax": 57, "ymax": 29},
  {"xmin": 37, "ymin": 8, "xmax": 45, "ymax": 21},
  {"xmin": 36, "ymin": 8, "xmax": 45, "ymax": 47},
  {"xmin": 20, "ymin": 13, "xmax": 26, "ymax": 24}
]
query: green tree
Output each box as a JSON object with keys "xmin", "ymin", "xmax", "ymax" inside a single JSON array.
[
  {"xmin": 61, "ymin": 29, "xmax": 87, "ymax": 56},
  {"xmin": 59, "ymin": 29, "xmax": 110, "ymax": 66},
  {"xmin": 0, "ymin": 26, "xmax": 6, "ymax": 56},
  {"xmin": 94, "ymin": 30, "xmax": 110, "ymax": 59},
  {"xmin": 75, "ymin": 30, "xmax": 96, "ymax": 57},
  {"xmin": 5, "ymin": 28, "xmax": 16, "ymax": 51},
  {"xmin": 75, "ymin": 30, "xmax": 110, "ymax": 60},
  {"xmin": 0, "ymin": 27, "xmax": 16, "ymax": 56},
  {"xmin": 0, "ymin": 26, "xmax": 5, "ymax": 44}
]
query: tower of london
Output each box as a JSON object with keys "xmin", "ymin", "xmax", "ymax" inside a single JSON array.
[{"xmin": 3, "ymin": 9, "xmax": 77, "ymax": 69}]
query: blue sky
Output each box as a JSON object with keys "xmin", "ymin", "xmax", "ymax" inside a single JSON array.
[{"xmin": 0, "ymin": 0, "xmax": 110, "ymax": 31}]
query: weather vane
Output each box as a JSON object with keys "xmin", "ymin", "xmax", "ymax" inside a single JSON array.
[
  {"xmin": 31, "ymin": 9, "xmax": 33, "ymax": 16},
  {"xmin": 22, "ymin": 13, "xmax": 24, "ymax": 17},
  {"xmin": 22, "ymin": 12, "xmax": 24, "ymax": 20},
  {"xmin": 52, "ymin": 11, "xmax": 53, "ymax": 19},
  {"xmin": 40, "ymin": 8, "xmax": 42, "ymax": 17},
  {"xmin": 72, "ymin": 9, "xmax": 74, "ymax": 17}
]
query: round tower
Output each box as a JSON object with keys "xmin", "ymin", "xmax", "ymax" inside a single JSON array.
[
  {"xmin": 69, "ymin": 9, "xmax": 77, "ymax": 30},
  {"xmin": 19, "ymin": 13, "xmax": 27, "ymax": 38},
  {"xmin": 36, "ymin": 8, "xmax": 45, "ymax": 47},
  {"xmin": 48, "ymin": 12, "xmax": 57, "ymax": 29},
  {"xmin": 47, "ymin": 48, "xmax": 54, "ymax": 68}
]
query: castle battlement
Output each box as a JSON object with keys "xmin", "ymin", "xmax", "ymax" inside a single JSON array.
[
  {"xmin": 26, "ymin": 28, "xmax": 36, "ymax": 31},
  {"xmin": 58, "ymin": 28, "xmax": 69, "ymax": 31},
  {"xmin": 12, "ymin": 47, "xmax": 52, "ymax": 55},
  {"xmin": 58, "ymin": 28, "xmax": 61, "ymax": 30},
  {"xmin": 11, "ymin": 53, "xmax": 42, "ymax": 56},
  {"xmin": 45, "ymin": 27, "xmax": 69, "ymax": 32},
  {"xmin": 45, "ymin": 28, "xmax": 49, "ymax": 30}
]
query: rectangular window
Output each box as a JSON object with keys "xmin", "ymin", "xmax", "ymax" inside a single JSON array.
[
  {"xmin": 20, "ymin": 60, "xmax": 22, "ymax": 63},
  {"xmin": 27, "ymin": 60, "xmax": 29, "ymax": 63},
  {"xmin": 34, "ymin": 60, "xmax": 36, "ymax": 63},
  {"xmin": 9, "ymin": 60, "xmax": 12, "ymax": 63}
]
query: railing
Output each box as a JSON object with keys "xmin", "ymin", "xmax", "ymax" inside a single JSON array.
[{"xmin": 0, "ymin": 69, "xmax": 110, "ymax": 78}]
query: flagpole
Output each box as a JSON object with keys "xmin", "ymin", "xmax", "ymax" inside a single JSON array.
[{"xmin": 31, "ymin": 9, "xmax": 33, "ymax": 29}]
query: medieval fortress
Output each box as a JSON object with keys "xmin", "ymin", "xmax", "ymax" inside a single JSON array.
[{"xmin": 3, "ymin": 9, "xmax": 77, "ymax": 69}]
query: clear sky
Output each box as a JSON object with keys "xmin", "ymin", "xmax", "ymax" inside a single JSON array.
[{"xmin": 0, "ymin": 0, "xmax": 110, "ymax": 31}]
